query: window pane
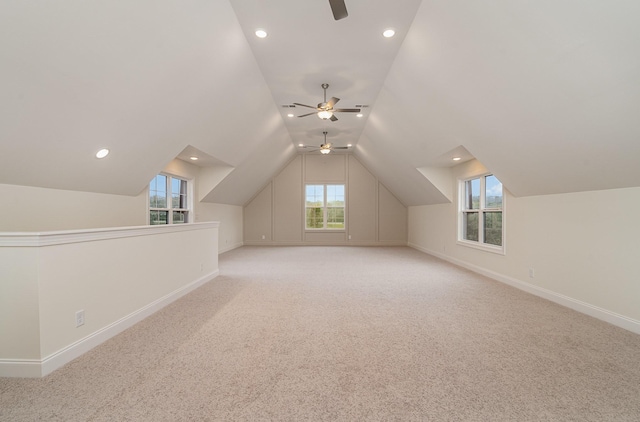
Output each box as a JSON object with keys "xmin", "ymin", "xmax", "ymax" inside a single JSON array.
[
  {"xmin": 150, "ymin": 175, "xmax": 167, "ymax": 208},
  {"xmin": 465, "ymin": 178, "xmax": 480, "ymax": 210},
  {"xmin": 306, "ymin": 207, "xmax": 323, "ymax": 228},
  {"xmin": 150, "ymin": 210, "xmax": 168, "ymax": 225},
  {"xmin": 485, "ymin": 175, "xmax": 503, "ymax": 209},
  {"xmin": 305, "ymin": 185, "xmax": 324, "ymax": 207},
  {"xmin": 179, "ymin": 180, "xmax": 188, "ymax": 209},
  {"xmin": 327, "ymin": 207, "xmax": 345, "ymax": 229},
  {"xmin": 463, "ymin": 211, "xmax": 479, "ymax": 241},
  {"xmin": 326, "ymin": 185, "xmax": 345, "ymax": 206},
  {"xmin": 483, "ymin": 211, "xmax": 502, "ymax": 246},
  {"xmin": 170, "ymin": 177, "xmax": 188, "ymax": 209},
  {"xmin": 172, "ymin": 211, "xmax": 188, "ymax": 224}
]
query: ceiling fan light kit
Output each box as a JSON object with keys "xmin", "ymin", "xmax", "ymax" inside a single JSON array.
[
  {"xmin": 294, "ymin": 83, "xmax": 360, "ymax": 122},
  {"xmin": 300, "ymin": 131, "xmax": 351, "ymax": 155},
  {"xmin": 318, "ymin": 110, "xmax": 333, "ymax": 120}
]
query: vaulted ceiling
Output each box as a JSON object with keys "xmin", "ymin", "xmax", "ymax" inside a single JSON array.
[{"xmin": 2, "ymin": 1, "xmax": 639, "ymax": 207}]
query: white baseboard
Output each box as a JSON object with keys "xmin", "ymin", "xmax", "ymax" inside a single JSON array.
[
  {"xmin": 219, "ymin": 241, "xmax": 243, "ymax": 254},
  {"xmin": 408, "ymin": 243, "xmax": 640, "ymax": 336},
  {"xmin": 0, "ymin": 270, "xmax": 219, "ymax": 378},
  {"xmin": 242, "ymin": 241, "xmax": 408, "ymax": 247}
]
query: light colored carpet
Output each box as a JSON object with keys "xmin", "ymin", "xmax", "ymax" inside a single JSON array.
[{"xmin": 2, "ymin": 246, "xmax": 640, "ymax": 421}]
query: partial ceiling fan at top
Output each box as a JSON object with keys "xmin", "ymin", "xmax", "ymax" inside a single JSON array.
[
  {"xmin": 329, "ymin": 0, "xmax": 348, "ymax": 20},
  {"xmin": 295, "ymin": 83, "xmax": 360, "ymax": 122}
]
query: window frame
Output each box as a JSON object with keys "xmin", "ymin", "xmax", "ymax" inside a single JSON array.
[
  {"xmin": 304, "ymin": 183, "xmax": 346, "ymax": 231},
  {"xmin": 457, "ymin": 173, "xmax": 505, "ymax": 255},
  {"xmin": 148, "ymin": 173, "xmax": 192, "ymax": 225}
]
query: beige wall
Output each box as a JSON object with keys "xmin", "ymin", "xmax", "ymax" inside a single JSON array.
[
  {"xmin": 244, "ymin": 154, "xmax": 407, "ymax": 246},
  {"xmin": 0, "ymin": 159, "xmax": 243, "ymax": 254},
  {"xmin": 0, "ymin": 223, "xmax": 219, "ymax": 377},
  {"xmin": 408, "ymin": 159, "xmax": 640, "ymax": 332},
  {"xmin": 0, "ymin": 183, "xmax": 147, "ymax": 231}
]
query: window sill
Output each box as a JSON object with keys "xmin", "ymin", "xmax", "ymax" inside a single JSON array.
[
  {"xmin": 457, "ymin": 239, "xmax": 505, "ymax": 255},
  {"xmin": 305, "ymin": 229, "xmax": 346, "ymax": 232}
]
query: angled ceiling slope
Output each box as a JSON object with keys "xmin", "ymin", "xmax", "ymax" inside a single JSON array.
[
  {"xmin": 3, "ymin": 0, "xmax": 640, "ymax": 208},
  {"xmin": 361, "ymin": 0, "xmax": 640, "ymax": 204},
  {"xmin": 0, "ymin": 0, "xmax": 293, "ymax": 204}
]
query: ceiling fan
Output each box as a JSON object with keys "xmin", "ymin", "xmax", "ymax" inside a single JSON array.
[
  {"xmin": 329, "ymin": 0, "xmax": 348, "ymax": 20},
  {"xmin": 295, "ymin": 83, "xmax": 360, "ymax": 122},
  {"xmin": 300, "ymin": 131, "xmax": 351, "ymax": 154}
]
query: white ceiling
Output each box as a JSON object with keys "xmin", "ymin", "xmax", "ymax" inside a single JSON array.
[{"xmin": 1, "ymin": 0, "xmax": 639, "ymax": 207}]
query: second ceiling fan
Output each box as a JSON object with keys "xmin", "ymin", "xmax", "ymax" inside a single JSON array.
[
  {"xmin": 295, "ymin": 83, "xmax": 360, "ymax": 122},
  {"xmin": 300, "ymin": 131, "xmax": 350, "ymax": 154}
]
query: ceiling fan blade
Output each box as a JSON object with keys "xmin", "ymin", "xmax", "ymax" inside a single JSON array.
[
  {"xmin": 334, "ymin": 108, "xmax": 361, "ymax": 113},
  {"xmin": 330, "ymin": 114, "xmax": 338, "ymax": 122},
  {"xmin": 326, "ymin": 97, "xmax": 340, "ymax": 108},
  {"xmin": 297, "ymin": 112, "xmax": 317, "ymax": 118},
  {"xmin": 333, "ymin": 147, "xmax": 350, "ymax": 150},
  {"xmin": 293, "ymin": 102, "xmax": 318, "ymax": 110},
  {"xmin": 329, "ymin": 0, "xmax": 348, "ymax": 20}
]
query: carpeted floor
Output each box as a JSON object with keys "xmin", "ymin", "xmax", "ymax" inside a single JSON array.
[{"xmin": 2, "ymin": 246, "xmax": 640, "ymax": 421}]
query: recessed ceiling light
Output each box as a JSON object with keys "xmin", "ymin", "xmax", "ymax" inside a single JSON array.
[
  {"xmin": 357, "ymin": 113, "xmax": 363, "ymax": 117},
  {"xmin": 255, "ymin": 29, "xmax": 267, "ymax": 38},
  {"xmin": 383, "ymin": 29, "xmax": 395, "ymax": 38},
  {"xmin": 347, "ymin": 144, "xmax": 352, "ymax": 147},
  {"xmin": 189, "ymin": 156, "xmax": 199, "ymax": 161},
  {"xmin": 95, "ymin": 148, "xmax": 109, "ymax": 159},
  {"xmin": 287, "ymin": 113, "xmax": 294, "ymax": 117},
  {"xmin": 452, "ymin": 157, "xmax": 461, "ymax": 161},
  {"xmin": 298, "ymin": 143, "xmax": 304, "ymax": 147}
]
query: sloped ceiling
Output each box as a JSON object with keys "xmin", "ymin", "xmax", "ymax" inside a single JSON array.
[{"xmin": 1, "ymin": 0, "xmax": 639, "ymax": 207}]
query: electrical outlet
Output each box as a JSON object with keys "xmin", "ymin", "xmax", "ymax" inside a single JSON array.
[
  {"xmin": 529, "ymin": 268, "xmax": 535, "ymax": 278},
  {"xmin": 261, "ymin": 235, "xmax": 265, "ymax": 240},
  {"xmin": 348, "ymin": 235, "xmax": 352, "ymax": 240},
  {"xmin": 75, "ymin": 310, "xmax": 85, "ymax": 327}
]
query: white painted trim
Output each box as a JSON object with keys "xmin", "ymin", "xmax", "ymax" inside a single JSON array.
[
  {"xmin": 0, "ymin": 359, "xmax": 42, "ymax": 378},
  {"xmin": 243, "ymin": 241, "xmax": 408, "ymax": 247},
  {"xmin": 219, "ymin": 241, "xmax": 244, "ymax": 254},
  {"xmin": 0, "ymin": 270, "xmax": 219, "ymax": 378},
  {"xmin": 0, "ymin": 222, "xmax": 219, "ymax": 247},
  {"xmin": 408, "ymin": 242, "xmax": 640, "ymax": 335}
]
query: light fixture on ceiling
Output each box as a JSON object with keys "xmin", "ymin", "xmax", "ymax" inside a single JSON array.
[
  {"xmin": 452, "ymin": 157, "xmax": 461, "ymax": 161},
  {"xmin": 95, "ymin": 148, "xmax": 109, "ymax": 159},
  {"xmin": 190, "ymin": 156, "xmax": 199, "ymax": 161},
  {"xmin": 320, "ymin": 147, "xmax": 331, "ymax": 154},
  {"xmin": 347, "ymin": 144, "xmax": 352, "ymax": 147},
  {"xmin": 357, "ymin": 113, "xmax": 363, "ymax": 117},
  {"xmin": 317, "ymin": 110, "xmax": 334, "ymax": 120},
  {"xmin": 287, "ymin": 113, "xmax": 294, "ymax": 118},
  {"xmin": 383, "ymin": 29, "xmax": 396, "ymax": 38},
  {"xmin": 255, "ymin": 29, "xmax": 267, "ymax": 38},
  {"xmin": 298, "ymin": 143, "xmax": 304, "ymax": 147}
]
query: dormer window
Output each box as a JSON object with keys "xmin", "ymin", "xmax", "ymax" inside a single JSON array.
[{"xmin": 149, "ymin": 174, "xmax": 191, "ymax": 225}]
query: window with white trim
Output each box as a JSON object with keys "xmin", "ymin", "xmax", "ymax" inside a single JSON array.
[
  {"xmin": 305, "ymin": 184, "xmax": 345, "ymax": 229},
  {"xmin": 459, "ymin": 174, "xmax": 504, "ymax": 252},
  {"xmin": 149, "ymin": 174, "xmax": 190, "ymax": 225}
]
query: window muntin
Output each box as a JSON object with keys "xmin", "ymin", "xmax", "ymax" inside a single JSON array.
[
  {"xmin": 305, "ymin": 184, "xmax": 345, "ymax": 230},
  {"xmin": 459, "ymin": 174, "xmax": 504, "ymax": 251},
  {"xmin": 150, "ymin": 174, "xmax": 190, "ymax": 225}
]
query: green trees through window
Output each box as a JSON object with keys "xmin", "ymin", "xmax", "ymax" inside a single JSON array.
[{"xmin": 305, "ymin": 184, "xmax": 345, "ymax": 229}]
